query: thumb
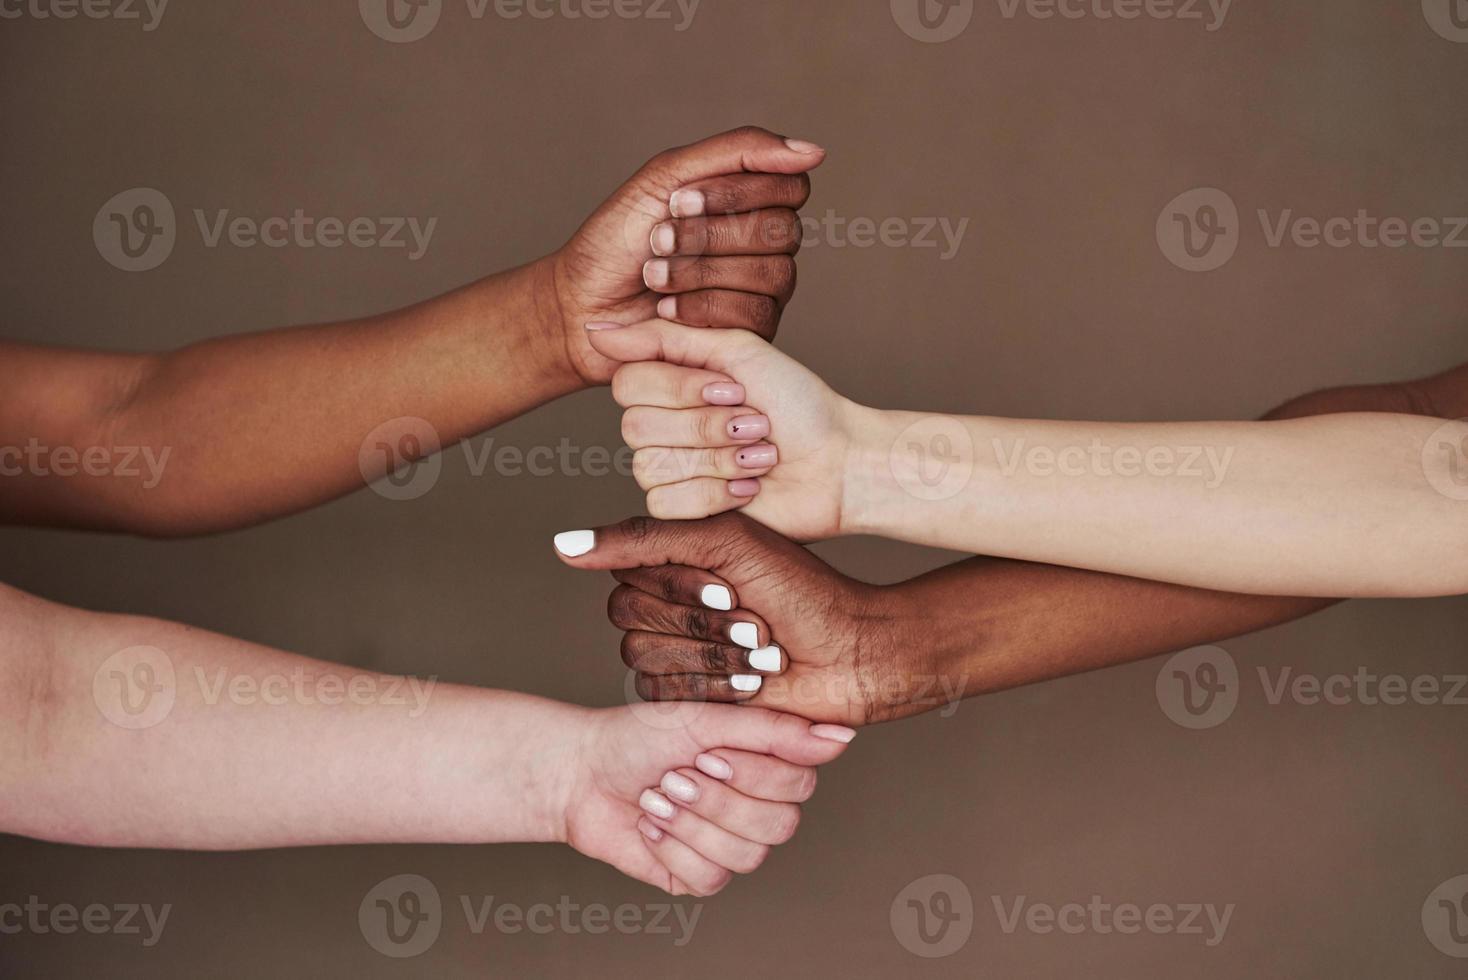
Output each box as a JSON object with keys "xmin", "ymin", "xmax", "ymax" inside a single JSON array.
[
  {"xmin": 551, "ymin": 514, "xmax": 764, "ymax": 580},
  {"xmin": 583, "ymin": 318, "xmax": 764, "ymax": 373},
  {"xmin": 690, "ymin": 706, "xmax": 856, "ymax": 766},
  {"xmin": 635, "ymin": 127, "xmax": 826, "ymax": 199}
]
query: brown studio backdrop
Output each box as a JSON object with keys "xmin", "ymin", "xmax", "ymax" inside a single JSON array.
[{"xmin": 2, "ymin": 1, "xmax": 1466, "ymax": 976}]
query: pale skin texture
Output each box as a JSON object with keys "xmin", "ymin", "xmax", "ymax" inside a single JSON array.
[
  {"xmin": 556, "ymin": 365, "xmax": 1468, "ymax": 724},
  {"xmin": 0, "ymin": 127, "xmax": 822, "ymax": 536},
  {"xmin": 584, "ymin": 321, "xmax": 1468, "ymax": 599},
  {"xmin": 0, "ymin": 581, "xmax": 853, "ymax": 895}
]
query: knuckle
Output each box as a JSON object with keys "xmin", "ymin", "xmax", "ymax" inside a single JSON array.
[
  {"xmin": 607, "ymin": 586, "xmax": 638, "ymax": 629},
  {"xmin": 620, "ymin": 514, "xmax": 659, "ymax": 546},
  {"xmin": 692, "ymin": 411, "xmax": 721, "ymax": 447},
  {"xmin": 684, "ymin": 606, "xmax": 712, "ymax": 639},
  {"xmin": 646, "ymin": 487, "xmax": 676, "ymax": 521},
  {"xmin": 733, "ymin": 844, "xmax": 770, "ymax": 875},
  {"xmin": 694, "ymin": 869, "xmax": 733, "ymax": 897},
  {"xmin": 619, "ymin": 632, "xmax": 646, "ymax": 669},
  {"xmin": 696, "ymin": 641, "xmax": 728, "ymax": 673},
  {"xmin": 767, "ymin": 805, "xmax": 801, "ymax": 844},
  {"xmin": 621, "ymin": 409, "xmax": 648, "ymax": 447},
  {"xmin": 794, "ymin": 768, "xmax": 819, "ymax": 803},
  {"xmin": 742, "ymin": 293, "xmax": 778, "ymax": 330}
]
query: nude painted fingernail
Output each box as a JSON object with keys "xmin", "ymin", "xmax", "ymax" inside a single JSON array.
[
  {"xmin": 701, "ymin": 584, "xmax": 733, "ymax": 611},
  {"xmin": 553, "ymin": 530, "xmax": 595, "ymax": 557},
  {"xmin": 657, "ymin": 295, "xmax": 678, "ymax": 319},
  {"xmin": 661, "ymin": 771, "xmax": 700, "ymax": 803},
  {"xmin": 730, "ymin": 622, "xmax": 759, "ymax": 650},
  {"xmin": 584, "ymin": 321, "xmax": 625, "ymax": 332},
  {"xmin": 670, "ymin": 189, "xmax": 706, "ymax": 218},
  {"xmin": 810, "ymin": 724, "xmax": 857, "ymax": 743},
  {"xmin": 730, "ymin": 674, "xmax": 763, "ymax": 693},
  {"xmin": 643, "ymin": 259, "xmax": 670, "ymax": 289},
  {"xmin": 748, "ymin": 644, "xmax": 782, "ymax": 672},
  {"xmin": 784, "ymin": 138, "xmax": 824, "ymax": 154},
  {"xmin": 703, "ymin": 382, "xmax": 746, "ymax": 406},
  {"xmin": 639, "ymin": 788, "xmax": 676, "ymax": 820},
  {"xmin": 637, "ymin": 817, "xmax": 665, "ymax": 842},
  {"xmin": 695, "ymin": 753, "xmax": 733, "ymax": 780},
  {"xmin": 736, "ymin": 444, "xmax": 777, "ymax": 468},
  {"xmin": 728, "ymin": 479, "xmax": 761, "ymax": 498},
  {"xmin": 727, "ymin": 415, "xmax": 769, "ymax": 440},
  {"xmin": 650, "ymin": 222, "xmax": 676, "ymax": 256}
]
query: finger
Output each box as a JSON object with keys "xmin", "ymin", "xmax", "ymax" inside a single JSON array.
[
  {"xmin": 647, "ymin": 477, "xmax": 760, "ymax": 521},
  {"xmin": 608, "ymin": 564, "xmax": 740, "ymax": 611},
  {"xmin": 649, "ymin": 209, "xmax": 802, "ymax": 258},
  {"xmin": 622, "ymin": 406, "xmax": 770, "ymax": 450},
  {"xmin": 655, "ymin": 291, "xmax": 780, "ymax": 340},
  {"xmin": 669, "ymin": 173, "xmax": 812, "ymax": 220},
  {"xmin": 636, "ymin": 671, "xmax": 765, "ymax": 704},
  {"xmin": 608, "ymin": 583, "xmax": 768, "ymax": 647},
  {"xmin": 641, "ymin": 127, "xmax": 826, "ymax": 198},
  {"xmin": 639, "ymin": 786, "xmax": 770, "ymax": 874},
  {"xmin": 612, "ymin": 362, "xmax": 744, "ymax": 410},
  {"xmin": 551, "ymin": 513, "xmax": 781, "ymax": 576},
  {"xmin": 622, "ymin": 632, "xmax": 783, "ymax": 676},
  {"xmin": 649, "ymin": 770, "xmax": 802, "ymax": 848},
  {"xmin": 632, "ymin": 445, "xmax": 776, "ymax": 490},
  {"xmin": 644, "ymin": 255, "xmax": 796, "ymax": 303},
  {"xmin": 689, "ymin": 705, "xmax": 857, "ymax": 766},
  {"xmin": 636, "ymin": 818, "xmax": 732, "ymax": 898},
  {"xmin": 692, "ymin": 749, "xmax": 820, "ymax": 804},
  {"xmin": 582, "ymin": 317, "xmax": 768, "ymax": 373}
]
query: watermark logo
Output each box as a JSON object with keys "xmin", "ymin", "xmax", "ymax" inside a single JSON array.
[
  {"xmin": 0, "ymin": 0, "xmax": 169, "ymax": 30},
  {"xmin": 1156, "ymin": 187, "xmax": 1238, "ymax": 273},
  {"xmin": 92, "ymin": 645, "xmax": 177, "ymax": 730},
  {"xmin": 624, "ymin": 668, "xmax": 714, "ymax": 732},
  {"xmin": 360, "ymin": 874, "xmax": 443, "ymax": 958},
  {"xmin": 890, "ymin": 874, "xmax": 974, "ymax": 957},
  {"xmin": 1156, "ymin": 645, "xmax": 1238, "ymax": 730},
  {"xmin": 890, "ymin": 416, "xmax": 975, "ymax": 502},
  {"xmin": 0, "ymin": 897, "xmax": 171, "ymax": 947},
  {"xmin": 1422, "ymin": 0, "xmax": 1468, "ymax": 42},
  {"xmin": 1422, "ymin": 419, "xmax": 1468, "ymax": 501},
  {"xmin": 993, "ymin": 894, "xmax": 1233, "ymax": 946},
  {"xmin": 94, "ymin": 188, "xmax": 176, "ymax": 273},
  {"xmin": 360, "ymin": 0, "xmax": 443, "ymax": 43},
  {"xmin": 359, "ymin": 417, "xmax": 444, "ymax": 501},
  {"xmin": 1423, "ymin": 874, "xmax": 1468, "ymax": 958},
  {"xmin": 891, "ymin": 0, "xmax": 974, "ymax": 42},
  {"xmin": 994, "ymin": 438, "xmax": 1233, "ymax": 488}
]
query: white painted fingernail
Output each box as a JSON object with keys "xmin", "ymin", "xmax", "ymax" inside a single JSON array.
[
  {"xmin": 729, "ymin": 622, "xmax": 759, "ymax": 650},
  {"xmin": 661, "ymin": 771, "xmax": 699, "ymax": 803},
  {"xmin": 553, "ymin": 530, "xmax": 595, "ymax": 557},
  {"xmin": 700, "ymin": 584, "xmax": 732, "ymax": 611},
  {"xmin": 639, "ymin": 788, "xmax": 676, "ymax": 820},
  {"xmin": 748, "ymin": 645, "xmax": 782, "ymax": 672},
  {"xmin": 730, "ymin": 674, "xmax": 763, "ymax": 693},
  {"xmin": 695, "ymin": 753, "xmax": 733, "ymax": 780}
]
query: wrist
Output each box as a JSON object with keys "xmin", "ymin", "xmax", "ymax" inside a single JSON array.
[
  {"xmin": 836, "ymin": 405, "xmax": 918, "ymax": 538},
  {"xmin": 520, "ymin": 252, "xmax": 591, "ymax": 396}
]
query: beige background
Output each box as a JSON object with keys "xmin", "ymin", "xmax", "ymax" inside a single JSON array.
[{"xmin": 3, "ymin": 0, "xmax": 1467, "ymax": 976}]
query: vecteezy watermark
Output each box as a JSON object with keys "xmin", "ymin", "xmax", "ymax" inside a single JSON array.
[
  {"xmin": 0, "ymin": 0, "xmax": 169, "ymax": 30},
  {"xmin": 358, "ymin": 874, "xmax": 702, "ymax": 958},
  {"xmin": 889, "ymin": 415, "xmax": 976, "ymax": 502},
  {"xmin": 0, "ymin": 439, "xmax": 170, "ymax": 488},
  {"xmin": 1422, "ymin": 0, "xmax": 1468, "ymax": 43},
  {"xmin": 1421, "ymin": 418, "xmax": 1468, "ymax": 501},
  {"xmin": 92, "ymin": 646, "xmax": 438, "ymax": 730},
  {"xmin": 359, "ymin": 0, "xmax": 703, "ymax": 44},
  {"xmin": 93, "ymin": 188, "xmax": 437, "ymax": 272},
  {"xmin": 799, "ymin": 211, "xmax": 971, "ymax": 261},
  {"xmin": 994, "ymin": 438, "xmax": 1234, "ymax": 489},
  {"xmin": 1157, "ymin": 645, "xmax": 1468, "ymax": 731},
  {"xmin": 891, "ymin": 0, "xmax": 1231, "ymax": 43},
  {"xmin": 1422, "ymin": 874, "xmax": 1468, "ymax": 958},
  {"xmin": 358, "ymin": 416, "xmax": 638, "ymax": 501},
  {"xmin": 992, "ymin": 894, "xmax": 1234, "ymax": 947},
  {"xmin": 891, "ymin": 874, "xmax": 975, "ymax": 958},
  {"xmin": 0, "ymin": 896, "xmax": 171, "ymax": 947},
  {"xmin": 1157, "ymin": 187, "xmax": 1468, "ymax": 272}
]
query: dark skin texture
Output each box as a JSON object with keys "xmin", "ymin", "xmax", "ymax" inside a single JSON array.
[{"xmin": 557, "ymin": 362, "xmax": 1468, "ymax": 726}]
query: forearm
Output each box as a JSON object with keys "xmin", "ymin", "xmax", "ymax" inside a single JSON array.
[
  {"xmin": 0, "ymin": 257, "xmax": 578, "ymax": 535},
  {"xmin": 0, "ymin": 583, "xmax": 579, "ymax": 849},
  {"xmin": 845, "ymin": 406, "xmax": 1468, "ymax": 598}
]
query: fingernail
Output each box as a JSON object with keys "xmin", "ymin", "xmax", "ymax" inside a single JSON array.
[
  {"xmin": 748, "ymin": 645, "xmax": 782, "ymax": 672},
  {"xmin": 736, "ymin": 444, "xmax": 777, "ymax": 468},
  {"xmin": 730, "ymin": 674, "xmax": 763, "ymax": 693},
  {"xmin": 728, "ymin": 479, "xmax": 761, "ymax": 498},
  {"xmin": 702, "ymin": 382, "xmax": 746, "ymax": 406},
  {"xmin": 670, "ymin": 189, "xmax": 706, "ymax": 218},
  {"xmin": 553, "ymin": 530, "xmax": 595, "ymax": 557},
  {"xmin": 727, "ymin": 415, "xmax": 770, "ymax": 440},
  {"xmin": 730, "ymin": 622, "xmax": 760, "ymax": 650},
  {"xmin": 783, "ymin": 138, "xmax": 824, "ymax": 154},
  {"xmin": 700, "ymin": 584, "xmax": 733, "ymax": 611},
  {"xmin": 661, "ymin": 771, "xmax": 700, "ymax": 803},
  {"xmin": 639, "ymin": 788, "xmax": 676, "ymax": 820},
  {"xmin": 810, "ymin": 723, "xmax": 857, "ymax": 743},
  {"xmin": 643, "ymin": 259, "xmax": 670, "ymax": 289},
  {"xmin": 695, "ymin": 753, "xmax": 733, "ymax": 780},
  {"xmin": 657, "ymin": 295, "xmax": 678, "ymax": 319},
  {"xmin": 584, "ymin": 321, "xmax": 624, "ymax": 332},
  {"xmin": 650, "ymin": 222, "xmax": 676, "ymax": 256},
  {"xmin": 637, "ymin": 817, "xmax": 665, "ymax": 842}
]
